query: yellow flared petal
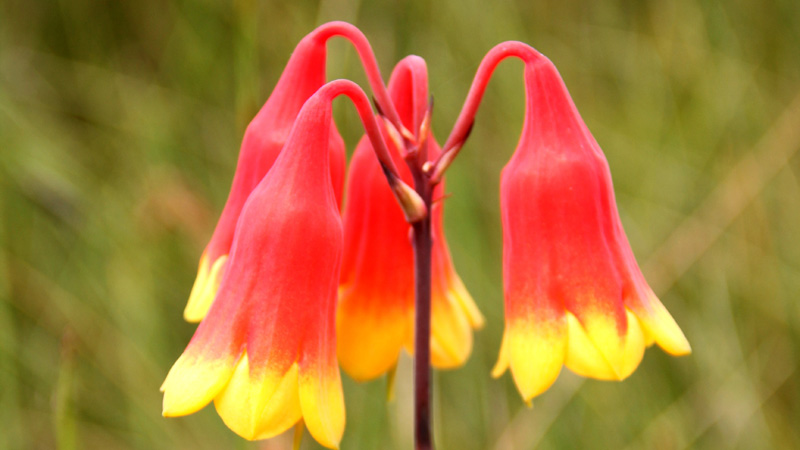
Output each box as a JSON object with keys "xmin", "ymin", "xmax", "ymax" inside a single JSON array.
[
  {"xmin": 564, "ymin": 309, "xmax": 645, "ymax": 381},
  {"xmin": 494, "ymin": 316, "xmax": 567, "ymax": 403},
  {"xmin": 252, "ymin": 364, "xmax": 303, "ymax": 440},
  {"xmin": 426, "ymin": 257, "xmax": 484, "ymax": 369},
  {"xmin": 633, "ymin": 292, "xmax": 691, "ymax": 356},
  {"xmin": 430, "ymin": 289, "xmax": 473, "ymax": 369},
  {"xmin": 161, "ymin": 349, "xmax": 237, "ymax": 417},
  {"xmin": 184, "ymin": 254, "xmax": 228, "ymax": 322},
  {"xmin": 491, "ymin": 331, "xmax": 510, "ymax": 379},
  {"xmin": 214, "ymin": 353, "xmax": 302, "ymax": 441},
  {"xmin": 299, "ymin": 361, "xmax": 345, "ymax": 449},
  {"xmin": 337, "ymin": 301, "xmax": 411, "ymax": 381},
  {"xmin": 643, "ymin": 328, "xmax": 656, "ymax": 347}
]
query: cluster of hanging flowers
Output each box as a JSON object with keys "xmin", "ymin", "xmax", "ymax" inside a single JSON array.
[{"xmin": 161, "ymin": 22, "xmax": 691, "ymax": 449}]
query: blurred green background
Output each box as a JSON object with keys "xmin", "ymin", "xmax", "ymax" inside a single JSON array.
[{"xmin": 2, "ymin": 0, "xmax": 799, "ymax": 448}]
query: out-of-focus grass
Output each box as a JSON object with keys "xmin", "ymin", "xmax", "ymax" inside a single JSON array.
[{"xmin": 1, "ymin": 0, "xmax": 799, "ymax": 449}]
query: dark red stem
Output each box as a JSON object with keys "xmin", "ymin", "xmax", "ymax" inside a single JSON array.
[{"xmin": 411, "ymin": 159, "xmax": 433, "ymax": 450}]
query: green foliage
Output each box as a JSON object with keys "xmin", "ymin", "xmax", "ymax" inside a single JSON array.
[{"xmin": 1, "ymin": 0, "xmax": 798, "ymax": 448}]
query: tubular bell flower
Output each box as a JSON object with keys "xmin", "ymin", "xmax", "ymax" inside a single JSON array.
[
  {"xmin": 492, "ymin": 56, "xmax": 691, "ymax": 403},
  {"xmin": 337, "ymin": 56, "xmax": 484, "ymax": 381},
  {"xmin": 161, "ymin": 84, "xmax": 347, "ymax": 448}
]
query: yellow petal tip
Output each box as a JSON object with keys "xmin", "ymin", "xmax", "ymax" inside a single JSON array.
[
  {"xmin": 183, "ymin": 254, "xmax": 228, "ymax": 322},
  {"xmin": 509, "ymin": 319, "xmax": 567, "ymax": 400},
  {"xmin": 161, "ymin": 350, "xmax": 237, "ymax": 418},
  {"xmin": 490, "ymin": 361, "xmax": 507, "ymax": 379},
  {"xmin": 298, "ymin": 363, "xmax": 345, "ymax": 450},
  {"xmin": 491, "ymin": 331, "xmax": 510, "ymax": 378},
  {"xmin": 635, "ymin": 294, "xmax": 692, "ymax": 357}
]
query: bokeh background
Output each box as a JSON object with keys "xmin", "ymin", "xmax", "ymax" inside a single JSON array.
[{"xmin": 2, "ymin": 0, "xmax": 799, "ymax": 449}]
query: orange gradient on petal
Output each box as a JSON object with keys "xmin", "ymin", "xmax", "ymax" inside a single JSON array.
[{"xmin": 337, "ymin": 298, "xmax": 411, "ymax": 381}]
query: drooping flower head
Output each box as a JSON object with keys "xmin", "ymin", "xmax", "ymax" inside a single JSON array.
[
  {"xmin": 183, "ymin": 27, "xmax": 346, "ymax": 322},
  {"xmin": 337, "ymin": 56, "xmax": 484, "ymax": 381},
  {"xmin": 493, "ymin": 55, "xmax": 691, "ymax": 403},
  {"xmin": 161, "ymin": 83, "xmax": 347, "ymax": 448}
]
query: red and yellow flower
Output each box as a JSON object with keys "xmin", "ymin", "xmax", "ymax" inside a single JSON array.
[
  {"xmin": 492, "ymin": 56, "xmax": 691, "ymax": 403},
  {"xmin": 164, "ymin": 20, "xmax": 694, "ymax": 446},
  {"xmin": 183, "ymin": 27, "xmax": 346, "ymax": 323},
  {"xmin": 337, "ymin": 56, "xmax": 484, "ymax": 381},
  {"xmin": 162, "ymin": 86, "xmax": 346, "ymax": 448}
]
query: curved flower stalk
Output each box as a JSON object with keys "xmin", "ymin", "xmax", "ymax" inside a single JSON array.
[
  {"xmin": 337, "ymin": 56, "xmax": 484, "ymax": 382},
  {"xmin": 162, "ymin": 83, "xmax": 350, "ymax": 448},
  {"xmin": 185, "ymin": 21, "xmax": 402, "ymax": 323},
  {"xmin": 491, "ymin": 54, "xmax": 691, "ymax": 403}
]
